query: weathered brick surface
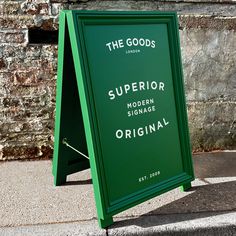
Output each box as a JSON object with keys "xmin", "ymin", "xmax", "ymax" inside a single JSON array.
[
  {"xmin": 69, "ymin": 1, "xmax": 236, "ymax": 16},
  {"xmin": 0, "ymin": 29, "xmax": 28, "ymax": 44},
  {"xmin": 180, "ymin": 28, "xmax": 236, "ymax": 102},
  {"xmin": 0, "ymin": 2, "xmax": 21, "ymax": 15},
  {"xmin": 0, "ymin": 15, "xmax": 34, "ymax": 29},
  {"xmin": 21, "ymin": 1, "xmax": 50, "ymax": 15},
  {"xmin": 0, "ymin": 44, "xmax": 57, "ymax": 160},
  {"xmin": 0, "ymin": 0, "xmax": 235, "ymax": 160},
  {"xmin": 188, "ymin": 102, "xmax": 236, "ymax": 152}
]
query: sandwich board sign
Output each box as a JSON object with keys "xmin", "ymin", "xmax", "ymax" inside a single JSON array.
[{"xmin": 52, "ymin": 10, "xmax": 194, "ymax": 228}]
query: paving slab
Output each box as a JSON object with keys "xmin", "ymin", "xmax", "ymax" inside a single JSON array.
[
  {"xmin": 0, "ymin": 220, "xmax": 106, "ymax": 236},
  {"xmin": 109, "ymin": 211, "xmax": 236, "ymax": 236},
  {"xmin": 0, "ymin": 152, "xmax": 235, "ymax": 235},
  {"xmin": 1, "ymin": 212, "xmax": 235, "ymax": 236},
  {"xmin": 0, "ymin": 160, "xmax": 100, "ymax": 227}
]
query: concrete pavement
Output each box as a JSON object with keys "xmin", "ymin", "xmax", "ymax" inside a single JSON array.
[{"xmin": 0, "ymin": 152, "xmax": 235, "ymax": 235}]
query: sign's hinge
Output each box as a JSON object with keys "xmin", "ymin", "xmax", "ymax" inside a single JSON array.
[{"xmin": 62, "ymin": 138, "xmax": 89, "ymax": 159}]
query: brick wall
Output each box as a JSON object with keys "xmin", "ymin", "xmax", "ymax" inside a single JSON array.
[{"xmin": 0, "ymin": 0, "xmax": 235, "ymax": 160}]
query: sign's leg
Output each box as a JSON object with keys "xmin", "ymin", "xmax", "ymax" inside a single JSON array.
[
  {"xmin": 180, "ymin": 182, "xmax": 192, "ymax": 192},
  {"xmin": 52, "ymin": 12, "xmax": 90, "ymax": 186},
  {"xmin": 98, "ymin": 216, "xmax": 114, "ymax": 229},
  {"xmin": 54, "ymin": 172, "xmax": 67, "ymax": 186}
]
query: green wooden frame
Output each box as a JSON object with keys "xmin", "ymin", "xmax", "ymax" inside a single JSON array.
[{"xmin": 53, "ymin": 10, "xmax": 194, "ymax": 228}]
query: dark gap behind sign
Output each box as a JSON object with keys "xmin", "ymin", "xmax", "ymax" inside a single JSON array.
[{"xmin": 28, "ymin": 29, "xmax": 58, "ymax": 44}]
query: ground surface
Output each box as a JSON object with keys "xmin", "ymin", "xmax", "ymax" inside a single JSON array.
[{"xmin": 0, "ymin": 152, "xmax": 235, "ymax": 235}]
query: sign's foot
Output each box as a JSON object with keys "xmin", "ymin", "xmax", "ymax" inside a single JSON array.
[
  {"xmin": 180, "ymin": 182, "xmax": 192, "ymax": 192},
  {"xmin": 54, "ymin": 175, "xmax": 67, "ymax": 186},
  {"xmin": 98, "ymin": 216, "xmax": 114, "ymax": 229}
]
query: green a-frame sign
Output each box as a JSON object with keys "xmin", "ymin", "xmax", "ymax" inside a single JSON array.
[{"xmin": 52, "ymin": 10, "xmax": 194, "ymax": 228}]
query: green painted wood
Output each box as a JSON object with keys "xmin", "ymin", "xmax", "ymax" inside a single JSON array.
[
  {"xmin": 181, "ymin": 182, "xmax": 192, "ymax": 192},
  {"xmin": 53, "ymin": 10, "xmax": 194, "ymax": 228},
  {"xmin": 52, "ymin": 11, "xmax": 90, "ymax": 186},
  {"xmin": 98, "ymin": 216, "xmax": 114, "ymax": 229}
]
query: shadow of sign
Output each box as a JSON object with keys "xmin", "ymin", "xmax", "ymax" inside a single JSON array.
[
  {"xmin": 110, "ymin": 152, "xmax": 236, "ymax": 229},
  {"xmin": 64, "ymin": 179, "xmax": 92, "ymax": 186},
  {"xmin": 112, "ymin": 180, "xmax": 236, "ymax": 229}
]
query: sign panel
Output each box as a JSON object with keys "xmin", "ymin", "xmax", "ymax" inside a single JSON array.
[{"xmin": 53, "ymin": 10, "xmax": 194, "ymax": 228}]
